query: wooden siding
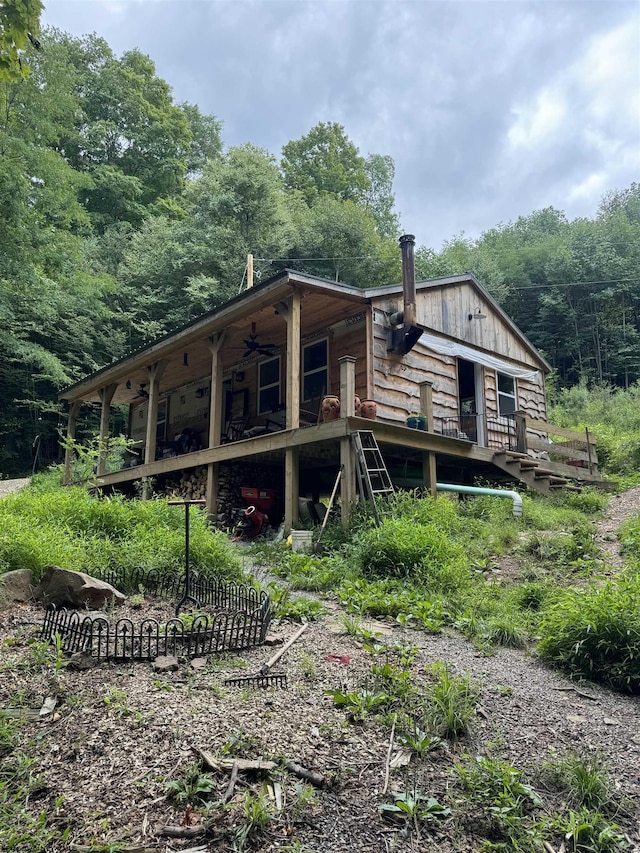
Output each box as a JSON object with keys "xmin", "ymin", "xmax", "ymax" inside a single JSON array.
[{"xmin": 371, "ymin": 296, "xmax": 547, "ymax": 442}]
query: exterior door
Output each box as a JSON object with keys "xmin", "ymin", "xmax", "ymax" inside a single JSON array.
[{"xmin": 457, "ymin": 358, "xmax": 486, "ymax": 445}]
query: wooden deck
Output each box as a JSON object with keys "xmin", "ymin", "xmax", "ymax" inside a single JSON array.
[{"xmin": 91, "ymin": 416, "xmax": 496, "ymax": 492}]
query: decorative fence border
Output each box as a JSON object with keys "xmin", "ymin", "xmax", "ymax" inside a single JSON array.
[{"xmin": 40, "ymin": 568, "xmax": 271, "ymax": 662}]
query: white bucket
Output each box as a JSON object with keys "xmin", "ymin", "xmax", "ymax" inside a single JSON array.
[{"xmin": 290, "ymin": 530, "xmax": 313, "ymax": 553}]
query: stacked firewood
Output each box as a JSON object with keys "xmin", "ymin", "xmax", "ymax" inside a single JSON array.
[{"xmin": 157, "ymin": 462, "xmax": 281, "ymax": 528}]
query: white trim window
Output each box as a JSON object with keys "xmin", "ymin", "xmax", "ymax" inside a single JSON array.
[
  {"xmin": 302, "ymin": 338, "xmax": 328, "ymax": 401},
  {"xmin": 497, "ymin": 371, "xmax": 517, "ymax": 416},
  {"xmin": 258, "ymin": 356, "xmax": 281, "ymax": 414}
]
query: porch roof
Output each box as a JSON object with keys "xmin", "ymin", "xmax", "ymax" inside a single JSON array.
[{"xmin": 59, "ymin": 269, "xmax": 368, "ymax": 405}]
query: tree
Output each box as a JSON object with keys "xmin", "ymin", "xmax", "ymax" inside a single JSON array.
[
  {"xmin": 0, "ymin": 0, "xmax": 42, "ymax": 81},
  {"xmin": 281, "ymin": 122, "xmax": 370, "ymax": 205},
  {"xmin": 363, "ymin": 153, "xmax": 399, "ymax": 238}
]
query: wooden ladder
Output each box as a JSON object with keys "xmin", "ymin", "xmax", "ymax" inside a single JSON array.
[{"xmin": 352, "ymin": 431, "xmax": 395, "ymax": 523}]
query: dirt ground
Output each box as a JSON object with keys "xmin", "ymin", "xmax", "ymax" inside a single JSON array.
[{"xmin": 1, "ymin": 481, "xmax": 639, "ymax": 852}]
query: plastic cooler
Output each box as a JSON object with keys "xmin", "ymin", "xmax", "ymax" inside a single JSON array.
[{"xmin": 240, "ymin": 487, "xmax": 275, "ymax": 513}]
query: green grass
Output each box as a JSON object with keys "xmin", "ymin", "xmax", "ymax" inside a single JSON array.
[
  {"xmin": 537, "ymin": 571, "xmax": 640, "ymax": 693},
  {"xmin": 0, "ymin": 480, "xmax": 242, "ymax": 581}
]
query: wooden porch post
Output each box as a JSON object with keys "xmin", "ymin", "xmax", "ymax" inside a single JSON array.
[
  {"xmin": 283, "ymin": 292, "xmax": 301, "ymax": 532},
  {"xmin": 63, "ymin": 400, "xmax": 82, "ymax": 486},
  {"xmin": 420, "ymin": 381, "xmax": 437, "ymax": 498},
  {"xmin": 206, "ymin": 332, "xmax": 227, "ymax": 520},
  {"xmin": 339, "ymin": 356, "xmax": 356, "ymax": 528},
  {"xmin": 142, "ymin": 361, "xmax": 167, "ymax": 499},
  {"xmin": 514, "ymin": 412, "xmax": 527, "ymax": 454},
  {"xmin": 96, "ymin": 384, "xmax": 117, "ymax": 477}
]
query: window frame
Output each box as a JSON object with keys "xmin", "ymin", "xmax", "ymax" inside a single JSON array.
[
  {"xmin": 496, "ymin": 371, "xmax": 517, "ymax": 417},
  {"xmin": 258, "ymin": 355, "xmax": 281, "ymax": 415},
  {"xmin": 302, "ymin": 337, "xmax": 329, "ymax": 402}
]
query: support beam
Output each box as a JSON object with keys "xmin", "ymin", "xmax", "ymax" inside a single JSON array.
[
  {"xmin": 419, "ymin": 381, "xmax": 437, "ymax": 498},
  {"xmin": 284, "ymin": 446, "xmax": 299, "ymax": 534},
  {"xmin": 142, "ymin": 361, "xmax": 167, "ymax": 499},
  {"xmin": 340, "ymin": 436, "xmax": 355, "ymax": 528},
  {"xmin": 339, "ymin": 356, "xmax": 356, "ymax": 419},
  {"xmin": 514, "ymin": 412, "xmax": 527, "ymax": 454},
  {"xmin": 206, "ymin": 332, "xmax": 227, "ymax": 518},
  {"xmin": 96, "ymin": 384, "xmax": 117, "ymax": 477},
  {"xmin": 63, "ymin": 400, "xmax": 82, "ymax": 486},
  {"xmin": 285, "ymin": 291, "xmax": 301, "ymax": 430}
]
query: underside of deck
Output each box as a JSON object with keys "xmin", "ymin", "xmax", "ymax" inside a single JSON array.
[{"xmin": 89, "ymin": 417, "xmax": 607, "ymax": 528}]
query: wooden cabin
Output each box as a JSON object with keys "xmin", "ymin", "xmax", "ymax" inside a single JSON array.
[{"xmin": 60, "ymin": 236, "xmax": 603, "ymax": 531}]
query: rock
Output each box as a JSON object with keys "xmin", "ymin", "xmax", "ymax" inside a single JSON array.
[
  {"xmin": 32, "ymin": 566, "xmax": 126, "ymax": 609},
  {"xmin": 153, "ymin": 655, "xmax": 180, "ymax": 672},
  {"xmin": 264, "ymin": 634, "xmax": 284, "ymax": 646},
  {"xmin": 67, "ymin": 653, "xmax": 97, "ymax": 671},
  {"xmin": 0, "ymin": 568, "xmax": 34, "ymax": 605},
  {"xmin": 190, "ymin": 657, "xmax": 208, "ymax": 670}
]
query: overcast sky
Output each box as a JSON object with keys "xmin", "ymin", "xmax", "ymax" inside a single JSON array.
[{"xmin": 43, "ymin": 0, "xmax": 640, "ymax": 250}]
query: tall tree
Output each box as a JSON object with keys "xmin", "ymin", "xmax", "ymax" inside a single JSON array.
[
  {"xmin": 0, "ymin": 0, "xmax": 42, "ymax": 81},
  {"xmin": 281, "ymin": 121, "xmax": 371, "ymax": 205}
]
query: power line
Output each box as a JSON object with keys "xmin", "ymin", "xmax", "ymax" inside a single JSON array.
[
  {"xmin": 510, "ymin": 277, "xmax": 639, "ymax": 290},
  {"xmin": 256, "ymin": 256, "xmax": 376, "ymax": 262}
]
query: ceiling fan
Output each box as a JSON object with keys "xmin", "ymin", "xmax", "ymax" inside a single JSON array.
[
  {"xmin": 135, "ymin": 383, "xmax": 149, "ymax": 399},
  {"xmin": 241, "ymin": 322, "xmax": 278, "ymax": 358}
]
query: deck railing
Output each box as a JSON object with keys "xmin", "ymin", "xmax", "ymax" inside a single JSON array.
[{"xmin": 513, "ymin": 414, "xmax": 598, "ymax": 476}]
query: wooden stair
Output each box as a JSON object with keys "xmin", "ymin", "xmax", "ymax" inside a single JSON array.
[{"xmin": 492, "ymin": 450, "xmax": 578, "ymax": 496}]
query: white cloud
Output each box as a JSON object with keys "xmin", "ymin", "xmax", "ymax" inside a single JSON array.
[{"xmin": 507, "ymin": 87, "xmax": 567, "ymax": 149}]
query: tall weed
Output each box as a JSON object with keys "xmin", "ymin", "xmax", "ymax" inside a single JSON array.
[
  {"xmin": 0, "ymin": 484, "xmax": 242, "ymax": 580},
  {"xmin": 538, "ymin": 572, "xmax": 640, "ymax": 693}
]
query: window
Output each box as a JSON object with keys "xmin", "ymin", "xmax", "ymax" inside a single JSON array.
[
  {"xmin": 302, "ymin": 338, "xmax": 328, "ymax": 401},
  {"xmin": 258, "ymin": 357, "xmax": 281, "ymax": 414},
  {"xmin": 497, "ymin": 372, "xmax": 516, "ymax": 416}
]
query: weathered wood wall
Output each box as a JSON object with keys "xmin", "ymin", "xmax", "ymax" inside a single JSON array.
[{"xmin": 370, "ymin": 285, "xmax": 548, "ymax": 440}]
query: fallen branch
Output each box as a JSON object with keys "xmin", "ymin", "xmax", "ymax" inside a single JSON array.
[
  {"xmin": 194, "ymin": 747, "xmax": 276, "ymax": 773},
  {"xmin": 552, "ymin": 686, "xmax": 598, "ymax": 701},
  {"xmin": 222, "ymin": 760, "xmax": 239, "ymax": 803},
  {"xmin": 543, "ymin": 842, "xmax": 557, "ymax": 853},
  {"xmin": 156, "ymin": 825, "xmax": 205, "ymax": 839},
  {"xmin": 285, "ymin": 760, "xmax": 326, "ymax": 789},
  {"xmin": 382, "ymin": 713, "xmax": 397, "ymax": 795},
  {"xmin": 71, "ymin": 846, "xmax": 160, "ymax": 853}
]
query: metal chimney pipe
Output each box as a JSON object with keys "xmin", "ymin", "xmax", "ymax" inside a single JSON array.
[{"xmin": 399, "ymin": 234, "xmax": 416, "ymax": 326}]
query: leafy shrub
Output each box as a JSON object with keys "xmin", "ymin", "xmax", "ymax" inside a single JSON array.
[
  {"xmin": 537, "ymin": 572, "xmax": 640, "ymax": 693},
  {"xmin": 0, "ymin": 484, "xmax": 242, "ymax": 581},
  {"xmin": 541, "ymin": 751, "xmax": 616, "ymax": 814},
  {"xmin": 424, "ymin": 662, "xmax": 478, "ymax": 739},
  {"xmin": 455, "ymin": 754, "xmax": 543, "ymax": 850},
  {"xmin": 353, "ymin": 516, "xmax": 470, "ymax": 590},
  {"xmin": 270, "ymin": 551, "xmax": 354, "ymax": 591}
]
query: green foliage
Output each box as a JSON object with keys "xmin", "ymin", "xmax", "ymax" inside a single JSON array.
[
  {"xmin": 164, "ymin": 762, "xmax": 215, "ymax": 804},
  {"xmin": 267, "ymin": 584, "xmax": 326, "ymax": 622},
  {"xmin": 537, "ymin": 572, "xmax": 640, "ymax": 692},
  {"xmin": 0, "ymin": 0, "xmax": 43, "ymax": 81},
  {"xmin": 541, "ymin": 751, "xmax": 617, "ymax": 815},
  {"xmin": 424, "ymin": 662, "xmax": 479, "ymax": 739},
  {"xmin": 455, "ymin": 754, "xmax": 543, "ymax": 851},
  {"xmin": 327, "ymin": 688, "xmax": 392, "ymax": 722},
  {"xmin": 353, "ymin": 516, "xmax": 470, "ymax": 589},
  {"xmin": 398, "ymin": 727, "xmax": 445, "ymax": 758},
  {"xmin": 0, "ymin": 482, "xmax": 242, "ymax": 581},
  {"xmin": 379, "ymin": 789, "xmax": 450, "ymax": 832},
  {"xmin": 551, "ymin": 808, "xmax": 627, "ymax": 853},
  {"xmin": 0, "ymin": 717, "xmax": 69, "ymax": 851},
  {"xmin": 270, "ymin": 550, "xmax": 353, "ymax": 591}
]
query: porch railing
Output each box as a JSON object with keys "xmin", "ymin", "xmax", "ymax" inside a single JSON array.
[{"xmin": 436, "ymin": 413, "xmax": 518, "ymax": 449}]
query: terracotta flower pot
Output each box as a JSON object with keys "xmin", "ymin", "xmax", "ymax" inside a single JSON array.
[
  {"xmin": 321, "ymin": 395, "xmax": 341, "ymax": 422},
  {"xmin": 360, "ymin": 399, "xmax": 377, "ymax": 420},
  {"xmin": 354, "ymin": 395, "xmax": 361, "ymax": 416}
]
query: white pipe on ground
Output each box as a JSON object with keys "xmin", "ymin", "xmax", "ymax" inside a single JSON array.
[{"xmin": 436, "ymin": 482, "xmax": 523, "ymax": 517}]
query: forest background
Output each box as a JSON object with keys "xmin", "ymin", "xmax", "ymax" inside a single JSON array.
[{"xmin": 1, "ymin": 25, "xmax": 640, "ymax": 478}]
